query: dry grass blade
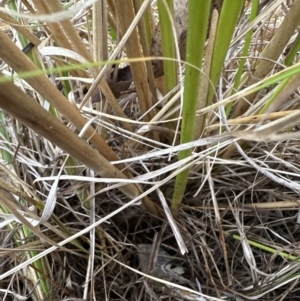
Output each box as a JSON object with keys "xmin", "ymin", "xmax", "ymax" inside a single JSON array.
[
  {"xmin": 115, "ymin": 0, "xmax": 153, "ymax": 121},
  {"xmin": 92, "ymin": 0, "xmax": 108, "ymax": 61},
  {"xmin": 0, "ymin": 80, "xmax": 140, "ymax": 199},
  {"xmin": 0, "ymin": 10, "xmax": 40, "ymax": 45},
  {"xmin": 0, "ymin": 30, "xmax": 131, "ymax": 168},
  {"xmin": 0, "ymin": 188, "xmax": 67, "ymax": 251},
  {"xmin": 31, "ymin": 0, "xmax": 135, "ymax": 133},
  {"xmin": 232, "ymin": 109, "xmax": 300, "ymax": 142},
  {"xmin": 2, "ymin": 0, "xmax": 300, "ymax": 300}
]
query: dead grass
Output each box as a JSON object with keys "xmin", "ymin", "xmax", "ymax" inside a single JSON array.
[{"xmin": 1, "ymin": 1, "xmax": 300, "ymax": 300}]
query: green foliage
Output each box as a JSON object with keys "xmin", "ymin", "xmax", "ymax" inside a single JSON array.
[{"xmin": 171, "ymin": 0, "xmax": 211, "ymax": 210}]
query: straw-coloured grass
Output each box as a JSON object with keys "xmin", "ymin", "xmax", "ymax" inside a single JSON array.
[{"xmin": 1, "ymin": 0, "xmax": 300, "ymax": 300}]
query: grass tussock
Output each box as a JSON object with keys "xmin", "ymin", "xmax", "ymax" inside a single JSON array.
[{"xmin": 1, "ymin": 0, "xmax": 300, "ymax": 300}]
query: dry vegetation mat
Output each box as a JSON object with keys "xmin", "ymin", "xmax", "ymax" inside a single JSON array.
[{"xmin": 1, "ymin": 0, "xmax": 300, "ymax": 300}]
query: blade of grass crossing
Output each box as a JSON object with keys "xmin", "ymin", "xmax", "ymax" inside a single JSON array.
[
  {"xmin": 207, "ymin": 0, "xmax": 245, "ymax": 106},
  {"xmin": 171, "ymin": 0, "xmax": 211, "ymax": 211}
]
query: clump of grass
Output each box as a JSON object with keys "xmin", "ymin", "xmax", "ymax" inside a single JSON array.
[{"xmin": 1, "ymin": 0, "xmax": 300, "ymax": 300}]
